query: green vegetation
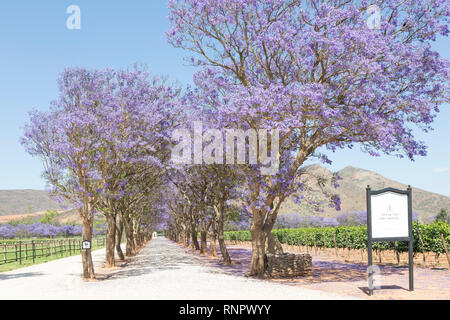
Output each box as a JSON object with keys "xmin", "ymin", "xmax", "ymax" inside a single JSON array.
[
  {"xmin": 0, "ymin": 237, "xmax": 106, "ymax": 273},
  {"xmin": 435, "ymin": 208, "xmax": 450, "ymax": 224},
  {"xmin": 39, "ymin": 210, "xmax": 59, "ymax": 224},
  {"xmin": 224, "ymin": 221, "xmax": 450, "ymax": 255}
]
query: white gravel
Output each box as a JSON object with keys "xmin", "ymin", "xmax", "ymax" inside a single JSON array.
[{"xmin": 0, "ymin": 237, "xmax": 359, "ymax": 300}]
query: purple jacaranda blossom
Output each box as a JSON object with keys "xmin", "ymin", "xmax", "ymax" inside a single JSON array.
[
  {"xmin": 167, "ymin": 0, "xmax": 449, "ymax": 276},
  {"xmin": 337, "ymin": 211, "xmax": 368, "ymax": 226},
  {"xmin": 0, "ymin": 223, "xmax": 86, "ymax": 239}
]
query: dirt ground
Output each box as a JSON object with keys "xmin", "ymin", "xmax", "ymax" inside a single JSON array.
[
  {"xmin": 0, "ymin": 212, "xmax": 47, "ymax": 223},
  {"xmin": 180, "ymin": 241, "xmax": 450, "ymax": 300},
  {"xmin": 0, "ymin": 210, "xmax": 69, "ymax": 223}
]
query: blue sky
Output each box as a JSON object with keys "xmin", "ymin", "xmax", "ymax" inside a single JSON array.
[{"xmin": 0, "ymin": 1, "xmax": 449, "ymax": 197}]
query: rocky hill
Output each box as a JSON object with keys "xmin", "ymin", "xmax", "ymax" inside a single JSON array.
[
  {"xmin": 279, "ymin": 165, "xmax": 450, "ymax": 222},
  {"xmin": 0, "ymin": 190, "xmax": 62, "ymax": 216}
]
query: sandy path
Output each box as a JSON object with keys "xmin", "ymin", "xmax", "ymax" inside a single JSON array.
[{"xmin": 0, "ymin": 237, "xmax": 358, "ymax": 300}]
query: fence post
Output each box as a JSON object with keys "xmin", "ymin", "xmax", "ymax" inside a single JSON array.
[
  {"xmin": 19, "ymin": 241, "xmax": 22, "ymax": 264},
  {"xmin": 69, "ymin": 239, "xmax": 71, "ymax": 255},
  {"xmin": 32, "ymin": 240, "xmax": 35, "ymax": 263},
  {"xmin": 333, "ymin": 231, "xmax": 338, "ymax": 256},
  {"xmin": 416, "ymin": 228, "xmax": 427, "ymax": 264},
  {"xmin": 322, "ymin": 232, "xmax": 326, "ymax": 252},
  {"xmin": 25, "ymin": 243, "xmax": 28, "ymax": 260},
  {"xmin": 394, "ymin": 241, "xmax": 400, "ymax": 264},
  {"xmin": 3, "ymin": 244, "xmax": 6, "ymax": 264},
  {"xmin": 344, "ymin": 229, "xmax": 350, "ymax": 259},
  {"xmin": 358, "ymin": 230, "xmax": 364, "ymax": 261},
  {"xmin": 15, "ymin": 242, "xmax": 18, "ymax": 262},
  {"xmin": 305, "ymin": 233, "xmax": 308, "ymax": 253},
  {"xmin": 439, "ymin": 231, "xmax": 450, "ymax": 268},
  {"xmin": 312, "ymin": 232, "xmax": 317, "ymax": 255}
]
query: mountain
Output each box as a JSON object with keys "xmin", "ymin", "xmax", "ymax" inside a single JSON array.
[
  {"xmin": 279, "ymin": 165, "xmax": 450, "ymax": 222},
  {"xmin": 0, "ymin": 190, "xmax": 62, "ymax": 216},
  {"xmin": 1, "ymin": 166, "xmax": 449, "ymax": 223}
]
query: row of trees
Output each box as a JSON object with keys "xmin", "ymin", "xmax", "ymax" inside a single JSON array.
[
  {"xmin": 22, "ymin": 69, "xmax": 177, "ymax": 278},
  {"xmin": 23, "ymin": 0, "xmax": 449, "ymax": 278},
  {"xmin": 165, "ymin": 0, "xmax": 449, "ymax": 277}
]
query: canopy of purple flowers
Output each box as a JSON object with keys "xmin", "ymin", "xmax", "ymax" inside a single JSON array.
[{"xmin": 0, "ymin": 223, "xmax": 106, "ymax": 239}]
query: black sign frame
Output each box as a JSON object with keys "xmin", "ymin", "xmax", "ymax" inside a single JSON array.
[
  {"xmin": 366, "ymin": 185, "xmax": 414, "ymax": 295},
  {"xmin": 82, "ymin": 240, "xmax": 91, "ymax": 250}
]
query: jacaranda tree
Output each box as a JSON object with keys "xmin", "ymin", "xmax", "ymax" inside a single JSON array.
[
  {"xmin": 22, "ymin": 67, "xmax": 179, "ymax": 278},
  {"xmin": 167, "ymin": 0, "xmax": 450, "ymax": 276}
]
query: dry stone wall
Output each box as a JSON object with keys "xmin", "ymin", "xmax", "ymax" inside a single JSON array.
[{"xmin": 265, "ymin": 253, "xmax": 312, "ymax": 277}]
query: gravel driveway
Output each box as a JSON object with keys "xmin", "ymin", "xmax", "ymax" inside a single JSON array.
[{"xmin": 0, "ymin": 237, "xmax": 359, "ymax": 300}]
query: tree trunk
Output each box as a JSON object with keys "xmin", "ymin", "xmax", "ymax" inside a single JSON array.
[
  {"xmin": 249, "ymin": 203, "xmax": 280, "ymax": 278},
  {"xmin": 133, "ymin": 222, "xmax": 140, "ymax": 250},
  {"xmin": 200, "ymin": 218, "xmax": 208, "ymax": 254},
  {"xmin": 81, "ymin": 217, "xmax": 95, "ymax": 279},
  {"xmin": 115, "ymin": 217, "xmax": 125, "ymax": 261},
  {"xmin": 191, "ymin": 225, "xmax": 200, "ymax": 250},
  {"xmin": 250, "ymin": 220, "xmax": 266, "ymax": 278},
  {"xmin": 215, "ymin": 203, "xmax": 231, "ymax": 264},
  {"xmin": 209, "ymin": 220, "xmax": 217, "ymax": 257},
  {"xmin": 105, "ymin": 213, "xmax": 116, "ymax": 267},
  {"xmin": 265, "ymin": 233, "xmax": 283, "ymax": 254},
  {"xmin": 185, "ymin": 228, "xmax": 190, "ymax": 247},
  {"xmin": 123, "ymin": 217, "xmax": 135, "ymax": 256}
]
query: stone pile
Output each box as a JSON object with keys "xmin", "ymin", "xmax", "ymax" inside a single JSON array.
[{"xmin": 265, "ymin": 253, "xmax": 312, "ymax": 278}]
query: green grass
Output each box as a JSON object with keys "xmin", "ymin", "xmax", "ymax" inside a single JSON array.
[{"xmin": 0, "ymin": 238, "xmax": 105, "ymax": 273}]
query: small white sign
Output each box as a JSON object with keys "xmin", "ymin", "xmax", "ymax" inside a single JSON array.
[
  {"xmin": 82, "ymin": 240, "xmax": 91, "ymax": 249},
  {"xmin": 371, "ymin": 191, "xmax": 409, "ymax": 238},
  {"xmin": 152, "ymin": 232, "xmax": 158, "ymax": 239}
]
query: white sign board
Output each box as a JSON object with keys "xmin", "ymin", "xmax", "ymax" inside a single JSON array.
[
  {"xmin": 82, "ymin": 240, "xmax": 91, "ymax": 249},
  {"xmin": 152, "ymin": 232, "xmax": 157, "ymax": 239},
  {"xmin": 370, "ymin": 191, "xmax": 409, "ymax": 239}
]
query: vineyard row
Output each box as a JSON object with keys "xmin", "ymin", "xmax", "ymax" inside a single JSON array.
[{"xmin": 224, "ymin": 221, "xmax": 450, "ymax": 257}]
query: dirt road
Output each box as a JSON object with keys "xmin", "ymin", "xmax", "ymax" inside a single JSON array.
[{"xmin": 0, "ymin": 237, "xmax": 358, "ymax": 300}]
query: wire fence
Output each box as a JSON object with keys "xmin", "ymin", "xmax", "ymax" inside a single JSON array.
[{"xmin": 1, "ymin": 237, "xmax": 106, "ymax": 265}]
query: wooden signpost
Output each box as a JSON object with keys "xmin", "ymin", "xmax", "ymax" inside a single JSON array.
[{"xmin": 366, "ymin": 185, "xmax": 414, "ymax": 295}]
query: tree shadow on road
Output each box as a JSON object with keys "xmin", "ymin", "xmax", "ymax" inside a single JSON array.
[
  {"xmin": 195, "ymin": 245, "xmax": 407, "ymax": 285},
  {"xmin": 0, "ymin": 272, "xmax": 44, "ymax": 280},
  {"xmin": 98, "ymin": 239, "xmax": 205, "ymax": 280}
]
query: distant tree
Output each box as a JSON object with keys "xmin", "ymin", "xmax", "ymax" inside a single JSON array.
[
  {"xmin": 435, "ymin": 208, "xmax": 449, "ymax": 224},
  {"xmin": 40, "ymin": 210, "xmax": 58, "ymax": 224}
]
